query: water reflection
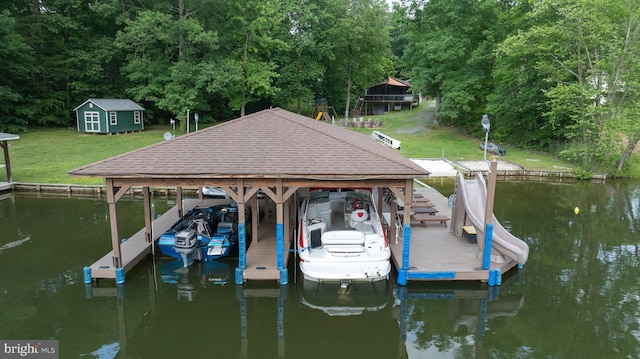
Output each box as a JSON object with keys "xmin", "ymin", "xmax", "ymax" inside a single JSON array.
[
  {"xmin": 395, "ymin": 274, "xmax": 524, "ymax": 358},
  {"xmin": 158, "ymin": 259, "xmax": 233, "ymax": 301},
  {"xmin": 298, "ymin": 279, "xmax": 391, "ymax": 316},
  {"xmin": 3, "ymin": 179, "xmax": 640, "ymax": 358}
]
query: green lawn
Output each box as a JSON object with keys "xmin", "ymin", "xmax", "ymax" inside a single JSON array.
[
  {"xmin": 348, "ymin": 101, "xmax": 577, "ymax": 171},
  {"xmin": 2, "ymin": 102, "xmax": 629, "ymax": 185},
  {"xmin": 6, "ymin": 127, "xmax": 172, "ymax": 185}
]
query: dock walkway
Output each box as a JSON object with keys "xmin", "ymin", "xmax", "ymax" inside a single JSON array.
[
  {"xmin": 243, "ymin": 216, "xmax": 291, "ymax": 281},
  {"xmin": 388, "ymin": 186, "xmax": 518, "ymax": 283},
  {"xmin": 0, "ymin": 181, "xmax": 11, "ymax": 192}
]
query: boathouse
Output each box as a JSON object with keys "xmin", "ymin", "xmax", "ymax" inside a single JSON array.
[
  {"xmin": 74, "ymin": 99, "xmax": 145, "ymax": 134},
  {"xmin": 69, "ymin": 108, "xmax": 431, "ymax": 286}
]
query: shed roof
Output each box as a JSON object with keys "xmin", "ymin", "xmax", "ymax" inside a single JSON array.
[
  {"xmin": 74, "ymin": 99, "xmax": 145, "ymax": 112},
  {"xmin": 68, "ymin": 108, "xmax": 429, "ymax": 180}
]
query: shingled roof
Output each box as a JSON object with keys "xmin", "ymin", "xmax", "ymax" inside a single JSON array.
[{"xmin": 68, "ymin": 108, "xmax": 429, "ymax": 180}]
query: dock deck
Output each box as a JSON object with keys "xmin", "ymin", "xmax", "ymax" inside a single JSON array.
[
  {"xmin": 88, "ymin": 184, "xmax": 518, "ymax": 285},
  {"xmin": 0, "ymin": 181, "xmax": 11, "ymax": 192},
  {"xmin": 88, "ymin": 197, "xmax": 291, "ymax": 283},
  {"xmin": 243, "ymin": 216, "xmax": 292, "ymax": 281},
  {"xmin": 88, "ymin": 198, "xmax": 228, "ymax": 281},
  {"xmin": 388, "ymin": 186, "xmax": 518, "ymax": 283}
]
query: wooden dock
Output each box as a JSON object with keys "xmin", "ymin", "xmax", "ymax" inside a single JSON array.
[
  {"xmin": 87, "ymin": 198, "xmax": 228, "ymax": 281},
  {"xmin": 388, "ymin": 186, "xmax": 519, "ymax": 284},
  {"xmin": 0, "ymin": 181, "xmax": 11, "ymax": 192},
  {"xmin": 243, "ymin": 216, "xmax": 292, "ymax": 281}
]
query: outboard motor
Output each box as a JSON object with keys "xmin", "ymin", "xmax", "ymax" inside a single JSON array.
[{"xmin": 174, "ymin": 229, "xmax": 200, "ymax": 268}]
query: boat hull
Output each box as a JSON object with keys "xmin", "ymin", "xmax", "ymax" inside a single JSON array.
[
  {"xmin": 297, "ymin": 188, "xmax": 391, "ymax": 282},
  {"xmin": 299, "ymin": 255, "xmax": 391, "ymax": 282},
  {"xmin": 157, "ymin": 204, "xmax": 244, "ymax": 266}
]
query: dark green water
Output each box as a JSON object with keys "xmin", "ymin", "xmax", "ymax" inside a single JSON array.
[{"xmin": 1, "ymin": 179, "xmax": 639, "ymax": 358}]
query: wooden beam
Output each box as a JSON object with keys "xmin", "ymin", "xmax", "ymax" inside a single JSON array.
[
  {"xmin": 105, "ymin": 179, "xmax": 122, "ymax": 268},
  {"xmin": 1, "ymin": 140, "xmax": 12, "ymax": 183},
  {"xmin": 143, "ymin": 187, "xmax": 153, "ymax": 248},
  {"xmin": 105, "ymin": 177, "xmax": 412, "ymax": 189}
]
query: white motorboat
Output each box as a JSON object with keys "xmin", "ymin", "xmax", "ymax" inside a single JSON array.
[{"xmin": 297, "ymin": 188, "xmax": 391, "ymax": 282}]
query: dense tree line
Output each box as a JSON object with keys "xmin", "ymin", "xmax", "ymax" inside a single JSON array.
[
  {"xmin": 398, "ymin": 0, "xmax": 640, "ymax": 173},
  {"xmin": 2, "ymin": 0, "xmax": 640, "ymax": 173},
  {"xmin": 0, "ymin": 0, "xmax": 391, "ymax": 129}
]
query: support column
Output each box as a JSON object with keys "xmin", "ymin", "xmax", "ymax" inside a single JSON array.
[
  {"xmin": 1, "ymin": 140, "xmax": 13, "ymax": 183},
  {"xmin": 276, "ymin": 180, "xmax": 288, "ymax": 285},
  {"xmin": 176, "ymin": 187, "xmax": 183, "ymax": 218},
  {"xmin": 236, "ymin": 182, "xmax": 247, "ymax": 285},
  {"xmin": 106, "ymin": 179, "xmax": 122, "ymax": 270},
  {"xmin": 143, "ymin": 187, "xmax": 153, "ymax": 247},
  {"xmin": 397, "ymin": 179, "xmax": 413, "ymax": 285}
]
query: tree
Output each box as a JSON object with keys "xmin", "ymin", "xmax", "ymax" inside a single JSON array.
[
  {"xmin": 492, "ymin": 0, "xmax": 640, "ymax": 172},
  {"xmin": 0, "ymin": 10, "xmax": 36, "ymax": 131},
  {"xmin": 273, "ymin": 0, "xmax": 333, "ymax": 114},
  {"xmin": 210, "ymin": 0, "xmax": 285, "ymax": 117},
  {"xmin": 115, "ymin": 2, "xmax": 218, "ymax": 120},
  {"xmin": 330, "ymin": 0, "xmax": 392, "ymax": 120},
  {"xmin": 401, "ymin": 0, "xmax": 503, "ymax": 130}
]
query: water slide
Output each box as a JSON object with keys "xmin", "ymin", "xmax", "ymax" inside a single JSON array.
[{"xmin": 455, "ymin": 172, "xmax": 529, "ymax": 265}]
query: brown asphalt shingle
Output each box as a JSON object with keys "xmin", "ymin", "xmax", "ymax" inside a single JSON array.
[{"xmin": 68, "ymin": 108, "xmax": 429, "ymax": 179}]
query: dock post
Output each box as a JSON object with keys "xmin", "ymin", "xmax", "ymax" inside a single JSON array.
[
  {"xmin": 482, "ymin": 224, "xmax": 493, "ymax": 270},
  {"xmin": 397, "ymin": 224, "xmax": 412, "ymax": 285},
  {"xmin": 115, "ymin": 267, "xmax": 125, "ymax": 284},
  {"xmin": 83, "ymin": 266, "xmax": 92, "ymax": 284},
  {"xmin": 276, "ymin": 223, "xmax": 288, "ymax": 285},
  {"xmin": 236, "ymin": 223, "xmax": 246, "ymax": 285}
]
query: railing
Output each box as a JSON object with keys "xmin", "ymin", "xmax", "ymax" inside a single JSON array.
[{"xmin": 363, "ymin": 94, "xmax": 416, "ymax": 103}]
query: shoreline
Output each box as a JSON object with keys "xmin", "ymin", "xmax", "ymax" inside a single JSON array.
[{"xmin": 1, "ymin": 159, "xmax": 607, "ymax": 196}]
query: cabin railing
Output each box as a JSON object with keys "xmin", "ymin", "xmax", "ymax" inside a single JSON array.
[{"xmin": 363, "ymin": 94, "xmax": 416, "ymax": 103}]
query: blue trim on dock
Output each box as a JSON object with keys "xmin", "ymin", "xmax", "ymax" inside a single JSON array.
[
  {"xmin": 482, "ymin": 223, "xmax": 493, "ymax": 270},
  {"xmin": 276, "ymin": 223, "xmax": 288, "ymax": 285},
  {"xmin": 397, "ymin": 224, "xmax": 412, "ymax": 285},
  {"xmin": 236, "ymin": 223, "xmax": 247, "ymax": 285},
  {"xmin": 407, "ymin": 271, "xmax": 456, "ymax": 280},
  {"xmin": 115, "ymin": 267, "xmax": 125, "ymax": 284},
  {"xmin": 83, "ymin": 266, "xmax": 92, "ymax": 284}
]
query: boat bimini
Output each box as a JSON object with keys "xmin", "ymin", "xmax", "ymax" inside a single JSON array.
[{"xmin": 297, "ymin": 188, "xmax": 391, "ymax": 282}]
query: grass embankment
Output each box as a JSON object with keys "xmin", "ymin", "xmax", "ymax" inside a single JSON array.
[
  {"xmin": 349, "ymin": 101, "xmax": 576, "ymax": 171},
  {"xmin": 2, "ymin": 102, "xmax": 619, "ymax": 185}
]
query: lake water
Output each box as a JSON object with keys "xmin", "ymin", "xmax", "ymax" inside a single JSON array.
[{"xmin": 1, "ymin": 179, "xmax": 639, "ymax": 358}]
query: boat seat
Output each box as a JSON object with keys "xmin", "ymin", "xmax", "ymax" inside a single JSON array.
[
  {"xmin": 321, "ymin": 230, "xmax": 365, "ymax": 245},
  {"xmin": 308, "ymin": 202, "xmax": 332, "ymax": 227},
  {"xmin": 349, "ymin": 209, "xmax": 368, "ymax": 228},
  {"xmin": 217, "ymin": 222, "xmax": 233, "ymax": 234}
]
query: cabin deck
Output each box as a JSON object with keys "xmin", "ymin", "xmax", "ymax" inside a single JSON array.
[{"xmin": 388, "ymin": 186, "xmax": 519, "ymax": 283}]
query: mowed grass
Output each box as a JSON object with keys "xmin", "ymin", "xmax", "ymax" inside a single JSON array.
[
  {"xmin": 2, "ymin": 101, "xmax": 606, "ymax": 185},
  {"xmin": 349, "ymin": 101, "xmax": 576, "ymax": 171},
  {"xmin": 7, "ymin": 126, "xmax": 172, "ymax": 185}
]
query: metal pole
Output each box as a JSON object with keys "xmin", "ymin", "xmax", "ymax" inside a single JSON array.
[{"xmin": 186, "ymin": 108, "xmax": 190, "ymax": 133}]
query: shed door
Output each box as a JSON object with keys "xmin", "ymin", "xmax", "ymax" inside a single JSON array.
[{"xmin": 84, "ymin": 112, "xmax": 100, "ymax": 132}]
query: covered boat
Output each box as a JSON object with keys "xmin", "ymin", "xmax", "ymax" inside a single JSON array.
[
  {"xmin": 158, "ymin": 204, "xmax": 247, "ymax": 267},
  {"xmin": 479, "ymin": 142, "xmax": 505, "ymax": 156},
  {"xmin": 297, "ymin": 189, "xmax": 391, "ymax": 283}
]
